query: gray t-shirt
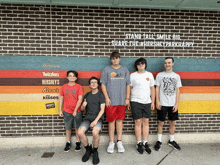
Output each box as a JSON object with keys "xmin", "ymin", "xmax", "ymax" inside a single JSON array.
[
  {"xmin": 100, "ymin": 65, "xmax": 130, "ymax": 106},
  {"xmin": 155, "ymin": 71, "xmax": 182, "ymax": 106},
  {"xmin": 83, "ymin": 91, "xmax": 105, "ymax": 121}
]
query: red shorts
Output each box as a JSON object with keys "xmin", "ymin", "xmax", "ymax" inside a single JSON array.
[{"xmin": 106, "ymin": 105, "xmax": 126, "ymax": 122}]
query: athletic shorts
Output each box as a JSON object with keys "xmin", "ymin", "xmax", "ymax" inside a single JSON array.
[
  {"xmin": 106, "ymin": 105, "xmax": 126, "ymax": 122},
  {"xmin": 130, "ymin": 102, "xmax": 151, "ymax": 120},
  {"xmin": 63, "ymin": 111, "xmax": 82, "ymax": 130},
  {"xmin": 80, "ymin": 119, "xmax": 102, "ymax": 132},
  {"xmin": 157, "ymin": 106, "xmax": 179, "ymax": 121}
]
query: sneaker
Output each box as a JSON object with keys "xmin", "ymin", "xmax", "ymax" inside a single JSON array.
[
  {"xmin": 82, "ymin": 145, "xmax": 93, "ymax": 162},
  {"xmin": 136, "ymin": 142, "xmax": 143, "ymax": 154},
  {"xmin": 117, "ymin": 141, "xmax": 125, "ymax": 153},
  {"xmin": 75, "ymin": 141, "xmax": 81, "ymax": 152},
  {"xmin": 144, "ymin": 143, "xmax": 151, "ymax": 154},
  {"xmin": 107, "ymin": 141, "xmax": 115, "ymax": 154},
  {"xmin": 93, "ymin": 150, "xmax": 100, "ymax": 164},
  {"xmin": 64, "ymin": 142, "xmax": 71, "ymax": 152},
  {"xmin": 168, "ymin": 140, "xmax": 181, "ymax": 150},
  {"xmin": 154, "ymin": 141, "xmax": 162, "ymax": 151}
]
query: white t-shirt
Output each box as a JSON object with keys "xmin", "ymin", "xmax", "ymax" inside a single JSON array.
[
  {"xmin": 130, "ymin": 71, "xmax": 155, "ymax": 104},
  {"xmin": 155, "ymin": 71, "xmax": 182, "ymax": 106}
]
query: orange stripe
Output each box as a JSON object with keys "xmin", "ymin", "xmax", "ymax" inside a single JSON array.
[
  {"xmin": 180, "ymin": 86, "xmax": 220, "ymax": 93},
  {"xmin": 0, "ymin": 86, "xmax": 91, "ymax": 94}
]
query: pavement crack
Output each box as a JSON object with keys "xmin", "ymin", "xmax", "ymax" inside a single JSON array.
[{"xmin": 157, "ymin": 149, "xmax": 174, "ymax": 165}]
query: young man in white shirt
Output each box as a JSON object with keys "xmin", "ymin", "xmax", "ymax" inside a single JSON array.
[
  {"xmin": 154, "ymin": 57, "xmax": 182, "ymax": 151},
  {"xmin": 130, "ymin": 58, "xmax": 155, "ymax": 154}
]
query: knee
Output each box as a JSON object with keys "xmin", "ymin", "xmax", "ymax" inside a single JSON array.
[
  {"xmin": 92, "ymin": 130, "xmax": 100, "ymax": 139},
  {"xmin": 170, "ymin": 121, "xmax": 175, "ymax": 127},
  {"xmin": 143, "ymin": 118, "xmax": 149, "ymax": 125},
  {"xmin": 159, "ymin": 121, "xmax": 164, "ymax": 127},
  {"xmin": 135, "ymin": 119, "xmax": 142, "ymax": 126},
  {"xmin": 78, "ymin": 128, "xmax": 85, "ymax": 137}
]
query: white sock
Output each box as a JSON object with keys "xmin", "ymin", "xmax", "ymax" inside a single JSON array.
[
  {"xmin": 158, "ymin": 134, "xmax": 162, "ymax": 142},
  {"xmin": 137, "ymin": 141, "xmax": 142, "ymax": 144},
  {"xmin": 170, "ymin": 135, "xmax": 174, "ymax": 142},
  {"xmin": 143, "ymin": 141, "xmax": 148, "ymax": 145},
  {"xmin": 67, "ymin": 141, "xmax": 70, "ymax": 143}
]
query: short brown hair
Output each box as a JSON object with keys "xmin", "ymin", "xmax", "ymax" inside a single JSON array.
[{"xmin": 110, "ymin": 51, "xmax": 120, "ymax": 59}]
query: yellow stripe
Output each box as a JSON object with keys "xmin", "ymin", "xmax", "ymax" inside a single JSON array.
[
  {"xmin": 178, "ymin": 101, "xmax": 220, "ymax": 113},
  {"xmin": 0, "ymin": 100, "xmax": 220, "ymax": 115},
  {"xmin": 0, "ymin": 94, "xmax": 60, "ymax": 101},
  {"xmin": 180, "ymin": 94, "xmax": 220, "ymax": 101},
  {"xmin": 0, "ymin": 101, "xmax": 59, "ymax": 115}
]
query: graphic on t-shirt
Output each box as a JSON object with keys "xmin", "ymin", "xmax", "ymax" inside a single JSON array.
[
  {"xmin": 111, "ymin": 72, "xmax": 117, "ymax": 77},
  {"xmin": 110, "ymin": 72, "xmax": 124, "ymax": 79},
  {"xmin": 65, "ymin": 89, "xmax": 75, "ymax": 95},
  {"xmin": 162, "ymin": 77, "xmax": 177, "ymax": 96},
  {"xmin": 146, "ymin": 77, "xmax": 149, "ymax": 81}
]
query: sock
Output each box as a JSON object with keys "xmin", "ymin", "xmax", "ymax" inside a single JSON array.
[
  {"xmin": 158, "ymin": 134, "xmax": 162, "ymax": 142},
  {"xmin": 76, "ymin": 141, "xmax": 81, "ymax": 143},
  {"xmin": 67, "ymin": 141, "xmax": 71, "ymax": 144},
  {"xmin": 117, "ymin": 140, "xmax": 121, "ymax": 143},
  {"xmin": 93, "ymin": 147, "xmax": 98, "ymax": 152},
  {"xmin": 143, "ymin": 141, "xmax": 148, "ymax": 145},
  {"xmin": 137, "ymin": 141, "xmax": 142, "ymax": 144},
  {"xmin": 84, "ymin": 144, "xmax": 90, "ymax": 150},
  {"xmin": 170, "ymin": 135, "xmax": 174, "ymax": 142}
]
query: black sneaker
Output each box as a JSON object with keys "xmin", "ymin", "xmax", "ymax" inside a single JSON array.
[
  {"xmin": 93, "ymin": 150, "xmax": 100, "ymax": 165},
  {"xmin": 136, "ymin": 142, "xmax": 143, "ymax": 154},
  {"xmin": 154, "ymin": 141, "xmax": 162, "ymax": 151},
  {"xmin": 75, "ymin": 141, "xmax": 81, "ymax": 152},
  {"xmin": 168, "ymin": 140, "xmax": 181, "ymax": 150},
  {"xmin": 144, "ymin": 143, "xmax": 151, "ymax": 154},
  {"xmin": 82, "ymin": 145, "xmax": 93, "ymax": 162},
  {"xmin": 64, "ymin": 142, "xmax": 71, "ymax": 152}
]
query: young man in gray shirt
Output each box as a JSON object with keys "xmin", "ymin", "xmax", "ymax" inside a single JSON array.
[
  {"xmin": 154, "ymin": 57, "xmax": 182, "ymax": 151},
  {"xmin": 100, "ymin": 51, "xmax": 130, "ymax": 153}
]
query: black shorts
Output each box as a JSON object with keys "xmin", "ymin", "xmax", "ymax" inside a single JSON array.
[
  {"xmin": 130, "ymin": 102, "xmax": 151, "ymax": 120},
  {"xmin": 157, "ymin": 106, "xmax": 179, "ymax": 121}
]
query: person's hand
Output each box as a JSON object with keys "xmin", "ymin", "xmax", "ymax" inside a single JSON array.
[
  {"xmin": 105, "ymin": 98, "xmax": 111, "ymax": 108},
  {"xmin": 82, "ymin": 99, "xmax": 87, "ymax": 107},
  {"xmin": 156, "ymin": 101, "xmax": 161, "ymax": 110},
  {"xmin": 90, "ymin": 121, "xmax": 97, "ymax": 128},
  {"xmin": 72, "ymin": 111, "xmax": 77, "ymax": 117},
  {"xmin": 124, "ymin": 98, "xmax": 130, "ymax": 106},
  {"xmin": 151, "ymin": 103, "xmax": 155, "ymax": 110},
  {"xmin": 59, "ymin": 111, "xmax": 63, "ymax": 117},
  {"xmin": 173, "ymin": 104, "xmax": 178, "ymax": 112}
]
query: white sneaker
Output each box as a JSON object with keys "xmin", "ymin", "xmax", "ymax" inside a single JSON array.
[
  {"xmin": 107, "ymin": 141, "xmax": 115, "ymax": 154},
  {"xmin": 117, "ymin": 141, "xmax": 125, "ymax": 153}
]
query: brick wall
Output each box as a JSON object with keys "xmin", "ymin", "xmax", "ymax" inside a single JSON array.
[{"xmin": 0, "ymin": 3, "xmax": 220, "ymax": 137}]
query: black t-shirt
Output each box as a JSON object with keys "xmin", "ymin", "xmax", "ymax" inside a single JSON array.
[{"xmin": 83, "ymin": 91, "xmax": 105, "ymax": 121}]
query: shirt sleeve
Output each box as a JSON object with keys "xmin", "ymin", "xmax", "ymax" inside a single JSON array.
[
  {"xmin": 177, "ymin": 75, "xmax": 182, "ymax": 88},
  {"xmin": 78, "ymin": 85, "xmax": 84, "ymax": 96},
  {"xmin": 125, "ymin": 67, "xmax": 131, "ymax": 86},
  {"xmin": 100, "ymin": 67, "xmax": 107, "ymax": 86},
  {"xmin": 60, "ymin": 85, "xmax": 64, "ymax": 96},
  {"xmin": 130, "ymin": 73, "xmax": 133, "ymax": 87},
  {"xmin": 149, "ymin": 72, "xmax": 155, "ymax": 87},
  {"xmin": 155, "ymin": 73, "xmax": 160, "ymax": 86}
]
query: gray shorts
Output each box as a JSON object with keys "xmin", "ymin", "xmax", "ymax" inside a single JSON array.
[
  {"xmin": 80, "ymin": 119, "xmax": 102, "ymax": 132},
  {"xmin": 131, "ymin": 102, "xmax": 151, "ymax": 120},
  {"xmin": 63, "ymin": 111, "xmax": 82, "ymax": 130}
]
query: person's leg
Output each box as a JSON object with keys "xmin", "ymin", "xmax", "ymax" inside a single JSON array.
[
  {"xmin": 169, "ymin": 120, "xmax": 175, "ymax": 135},
  {"xmin": 135, "ymin": 118, "xmax": 142, "ymax": 142},
  {"xmin": 78, "ymin": 127, "xmax": 88, "ymax": 146},
  {"xmin": 74, "ymin": 111, "xmax": 83, "ymax": 151},
  {"xmin": 108, "ymin": 120, "xmax": 116, "ymax": 142},
  {"xmin": 92, "ymin": 127, "xmax": 101, "ymax": 148},
  {"xmin": 92, "ymin": 121, "xmax": 102, "ymax": 164},
  {"xmin": 142, "ymin": 118, "xmax": 149, "ymax": 141},
  {"xmin": 116, "ymin": 119, "xmax": 123, "ymax": 141},
  {"xmin": 66, "ymin": 129, "xmax": 72, "ymax": 142}
]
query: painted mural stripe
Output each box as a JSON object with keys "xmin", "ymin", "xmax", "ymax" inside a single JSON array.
[
  {"xmin": 0, "ymin": 78, "xmax": 219, "ymax": 86},
  {"xmin": 180, "ymin": 94, "xmax": 220, "ymax": 101},
  {"xmin": 0, "ymin": 86, "xmax": 91, "ymax": 94},
  {"xmin": 180, "ymin": 86, "xmax": 220, "ymax": 93},
  {"xmin": 0, "ymin": 70, "xmax": 219, "ymax": 80},
  {"xmin": 0, "ymin": 56, "xmax": 219, "ymax": 72},
  {"xmin": 1, "ymin": 93, "xmax": 219, "ymax": 102},
  {"xmin": 0, "ymin": 100, "xmax": 219, "ymax": 115}
]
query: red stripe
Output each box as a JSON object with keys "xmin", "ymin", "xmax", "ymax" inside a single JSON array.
[{"xmin": 0, "ymin": 70, "xmax": 219, "ymax": 79}]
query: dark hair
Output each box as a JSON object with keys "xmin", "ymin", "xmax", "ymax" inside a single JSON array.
[
  {"xmin": 67, "ymin": 70, "xmax": 78, "ymax": 78},
  {"xmin": 110, "ymin": 51, "xmax": 120, "ymax": 59},
  {"xmin": 88, "ymin": 76, "xmax": 100, "ymax": 86},
  {"xmin": 165, "ymin": 57, "xmax": 174, "ymax": 63},
  {"xmin": 134, "ymin": 58, "xmax": 147, "ymax": 71}
]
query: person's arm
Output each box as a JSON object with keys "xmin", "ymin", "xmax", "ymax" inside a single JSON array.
[
  {"xmin": 73, "ymin": 95, "xmax": 83, "ymax": 117},
  {"xmin": 59, "ymin": 96, "xmax": 64, "ymax": 117},
  {"xmin": 90, "ymin": 103, "xmax": 105, "ymax": 128},
  {"xmin": 101, "ymin": 84, "xmax": 111, "ymax": 107},
  {"xmin": 173, "ymin": 87, "xmax": 180, "ymax": 112},
  {"xmin": 156, "ymin": 86, "xmax": 161, "ymax": 110},
  {"xmin": 124, "ymin": 84, "xmax": 130, "ymax": 106},
  {"xmin": 150, "ymin": 86, "xmax": 156, "ymax": 110},
  {"xmin": 81, "ymin": 99, "xmax": 87, "ymax": 111}
]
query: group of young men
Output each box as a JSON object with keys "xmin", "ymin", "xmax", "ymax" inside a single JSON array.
[{"xmin": 59, "ymin": 51, "xmax": 182, "ymax": 164}]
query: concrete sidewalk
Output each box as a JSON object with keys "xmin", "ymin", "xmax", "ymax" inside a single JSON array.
[{"xmin": 1, "ymin": 143, "xmax": 219, "ymax": 165}]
